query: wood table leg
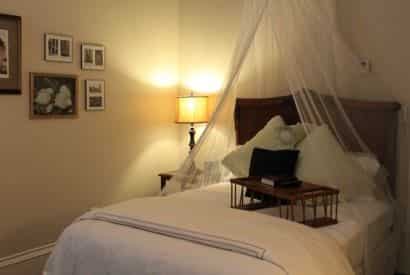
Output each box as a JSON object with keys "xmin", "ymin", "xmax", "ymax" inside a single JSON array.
[
  {"xmin": 234, "ymin": 183, "xmax": 237, "ymax": 208},
  {"xmin": 330, "ymin": 195, "xmax": 333, "ymax": 218},
  {"xmin": 291, "ymin": 201, "xmax": 295, "ymax": 221},
  {"xmin": 279, "ymin": 202, "xmax": 282, "ymax": 218},
  {"xmin": 313, "ymin": 197, "xmax": 317, "ymax": 220},
  {"xmin": 336, "ymin": 194, "xmax": 339, "ymax": 221},
  {"xmin": 286, "ymin": 205, "xmax": 289, "ymax": 219},
  {"xmin": 230, "ymin": 183, "xmax": 233, "ymax": 208},
  {"xmin": 240, "ymin": 186, "xmax": 244, "ymax": 208}
]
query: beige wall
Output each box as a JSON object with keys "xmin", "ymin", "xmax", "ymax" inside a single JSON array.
[
  {"xmin": 338, "ymin": 1, "xmax": 410, "ymax": 272},
  {"xmin": 3, "ymin": 0, "xmax": 410, "ymax": 274},
  {"xmin": 0, "ymin": 0, "xmax": 181, "ymax": 269},
  {"xmin": 177, "ymin": 0, "xmax": 242, "ymax": 153},
  {"xmin": 179, "ymin": 0, "xmax": 241, "ymax": 96},
  {"xmin": 338, "ymin": 0, "xmax": 410, "ymax": 102}
]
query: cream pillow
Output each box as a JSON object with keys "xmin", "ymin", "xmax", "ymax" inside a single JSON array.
[
  {"xmin": 348, "ymin": 152, "xmax": 380, "ymax": 177},
  {"xmin": 296, "ymin": 125, "xmax": 375, "ymax": 201},
  {"xmin": 290, "ymin": 123, "xmax": 307, "ymax": 145},
  {"xmin": 222, "ymin": 116, "xmax": 302, "ymax": 177}
]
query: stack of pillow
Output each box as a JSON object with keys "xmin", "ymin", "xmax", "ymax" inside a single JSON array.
[
  {"xmin": 222, "ymin": 116, "xmax": 306, "ymax": 177},
  {"xmin": 222, "ymin": 115, "xmax": 378, "ymax": 201}
]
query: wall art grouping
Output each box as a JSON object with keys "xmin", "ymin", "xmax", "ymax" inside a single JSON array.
[
  {"xmin": 42, "ymin": 36, "xmax": 106, "ymax": 117},
  {"xmin": 44, "ymin": 34, "xmax": 106, "ymax": 71},
  {"xmin": 0, "ymin": 12, "xmax": 107, "ymax": 118}
]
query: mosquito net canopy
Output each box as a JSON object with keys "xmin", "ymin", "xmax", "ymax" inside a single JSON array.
[{"xmin": 164, "ymin": 0, "xmax": 396, "ymax": 205}]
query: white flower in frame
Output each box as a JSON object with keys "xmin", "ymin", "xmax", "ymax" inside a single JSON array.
[
  {"xmin": 45, "ymin": 104, "xmax": 53, "ymax": 113},
  {"xmin": 54, "ymin": 85, "xmax": 72, "ymax": 109},
  {"xmin": 34, "ymin": 88, "xmax": 54, "ymax": 105}
]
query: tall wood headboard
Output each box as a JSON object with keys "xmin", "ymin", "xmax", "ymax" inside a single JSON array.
[{"xmin": 234, "ymin": 95, "xmax": 401, "ymax": 194}]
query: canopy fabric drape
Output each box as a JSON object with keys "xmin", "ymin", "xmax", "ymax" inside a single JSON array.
[
  {"xmin": 159, "ymin": 0, "xmax": 408, "ymax": 273},
  {"xmin": 164, "ymin": 0, "xmax": 393, "ymax": 196}
]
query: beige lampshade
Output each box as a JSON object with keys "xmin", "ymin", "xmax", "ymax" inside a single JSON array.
[{"xmin": 176, "ymin": 95, "xmax": 209, "ymax": 124}]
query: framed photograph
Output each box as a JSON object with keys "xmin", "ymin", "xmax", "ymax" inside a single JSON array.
[
  {"xmin": 85, "ymin": 79, "xmax": 105, "ymax": 111},
  {"xmin": 30, "ymin": 73, "xmax": 78, "ymax": 119},
  {"xmin": 81, "ymin": 43, "xmax": 105, "ymax": 70},
  {"xmin": 44, "ymin": 33, "xmax": 73, "ymax": 63},
  {"xmin": 0, "ymin": 29, "xmax": 9, "ymax": 79},
  {"xmin": 0, "ymin": 14, "xmax": 21, "ymax": 95}
]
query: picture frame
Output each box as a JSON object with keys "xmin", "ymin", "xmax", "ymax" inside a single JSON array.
[
  {"xmin": 30, "ymin": 73, "xmax": 78, "ymax": 119},
  {"xmin": 81, "ymin": 43, "xmax": 105, "ymax": 71},
  {"xmin": 85, "ymin": 79, "xmax": 105, "ymax": 111},
  {"xmin": 0, "ymin": 14, "xmax": 21, "ymax": 95},
  {"xmin": 44, "ymin": 33, "xmax": 73, "ymax": 63}
]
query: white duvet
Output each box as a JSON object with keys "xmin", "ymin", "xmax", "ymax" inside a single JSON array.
[{"xmin": 45, "ymin": 193, "xmax": 354, "ymax": 275}]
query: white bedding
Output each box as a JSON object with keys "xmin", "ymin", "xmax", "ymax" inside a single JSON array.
[
  {"xmin": 44, "ymin": 183, "xmax": 394, "ymax": 275},
  {"xmin": 178, "ymin": 182, "xmax": 395, "ymax": 269},
  {"xmin": 46, "ymin": 220, "xmax": 289, "ymax": 275}
]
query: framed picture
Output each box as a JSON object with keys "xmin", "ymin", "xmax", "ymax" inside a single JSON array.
[
  {"xmin": 85, "ymin": 79, "xmax": 105, "ymax": 111},
  {"xmin": 81, "ymin": 43, "xmax": 105, "ymax": 70},
  {"xmin": 44, "ymin": 33, "xmax": 73, "ymax": 63},
  {"xmin": 0, "ymin": 14, "xmax": 21, "ymax": 95},
  {"xmin": 30, "ymin": 73, "xmax": 78, "ymax": 119}
]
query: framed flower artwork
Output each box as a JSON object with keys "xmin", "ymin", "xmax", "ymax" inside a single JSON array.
[{"xmin": 30, "ymin": 73, "xmax": 78, "ymax": 119}]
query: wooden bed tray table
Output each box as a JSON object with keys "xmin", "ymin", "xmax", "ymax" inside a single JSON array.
[{"xmin": 230, "ymin": 177, "xmax": 340, "ymax": 228}]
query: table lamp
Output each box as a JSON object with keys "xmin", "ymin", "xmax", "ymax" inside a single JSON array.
[{"xmin": 176, "ymin": 94, "xmax": 209, "ymax": 152}]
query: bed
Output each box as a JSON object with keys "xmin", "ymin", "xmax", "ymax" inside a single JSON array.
[
  {"xmin": 44, "ymin": 96, "xmax": 401, "ymax": 275},
  {"xmin": 235, "ymin": 96, "xmax": 401, "ymax": 275}
]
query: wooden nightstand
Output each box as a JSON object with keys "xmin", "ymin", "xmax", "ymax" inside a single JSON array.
[{"xmin": 158, "ymin": 171, "xmax": 176, "ymax": 190}]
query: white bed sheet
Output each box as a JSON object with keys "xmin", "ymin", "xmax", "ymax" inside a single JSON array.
[
  {"xmin": 176, "ymin": 182, "xmax": 395, "ymax": 269},
  {"xmin": 45, "ymin": 186, "xmax": 355, "ymax": 275},
  {"xmin": 47, "ymin": 220, "xmax": 288, "ymax": 275},
  {"xmin": 45, "ymin": 182, "xmax": 395, "ymax": 275}
]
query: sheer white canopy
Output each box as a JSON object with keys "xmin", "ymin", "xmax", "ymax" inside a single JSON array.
[{"xmin": 164, "ymin": 0, "xmax": 394, "ymax": 206}]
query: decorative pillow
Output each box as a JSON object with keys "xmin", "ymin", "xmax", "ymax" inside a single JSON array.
[
  {"xmin": 249, "ymin": 148, "xmax": 300, "ymax": 177},
  {"xmin": 348, "ymin": 152, "xmax": 380, "ymax": 177},
  {"xmin": 295, "ymin": 125, "xmax": 375, "ymax": 201},
  {"xmin": 290, "ymin": 123, "xmax": 307, "ymax": 145},
  {"xmin": 222, "ymin": 116, "xmax": 299, "ymax": 177}
]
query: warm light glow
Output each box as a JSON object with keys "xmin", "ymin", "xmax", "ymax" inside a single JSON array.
[
  {"xmin": 184, "ymin": 72, "xmax": 223, "ymax": 93},
  {"xmin": 150, "ymin": 70, "xmax": 179, "ymax": 88},
  {"xmin": 176, "ymin": 96, "xmax": 209, "ymax": 124}
]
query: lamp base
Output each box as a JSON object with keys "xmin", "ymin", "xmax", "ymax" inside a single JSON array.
[{"xmin": 189, "ymin": 124, "xmax": 196, "ymax": 151}]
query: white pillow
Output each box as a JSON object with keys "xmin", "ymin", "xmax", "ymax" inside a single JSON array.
[
  {"xmin": 290, "ymin": 123, "xmax": 307, "ymax": 145},
  {"xmin": 222, "ymin": 116, "xmax": 298, "ymax": 177},
  {"xmin": 296, "ymin": 125, "xmax": 375, "ymax": 201},
  {"xmin": 348, "ymin": 152, "xmax": 380, "ymax": 177}
]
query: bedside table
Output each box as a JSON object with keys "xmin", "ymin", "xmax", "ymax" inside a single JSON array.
[{"xmin": 158, "ymin": 171, "xmax": 177, "ymax": 190}]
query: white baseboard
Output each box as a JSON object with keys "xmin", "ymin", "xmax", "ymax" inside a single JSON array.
[{"xmin": 0, "ymin": 242, "xmax": 55, "ymax": 269}]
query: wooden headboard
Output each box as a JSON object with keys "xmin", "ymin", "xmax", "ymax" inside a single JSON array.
[{"xmin": 234, "ymin": 95, "xmax": 401, "ymax": 194}]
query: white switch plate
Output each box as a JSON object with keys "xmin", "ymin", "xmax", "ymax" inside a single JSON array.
[
  {"xmin": 403, "ymin": 104, "xmax": 409, "ymax": 123},
  {"xmin": 360, "ymin": 59, "xmax": 372, "ymax": 73}
]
